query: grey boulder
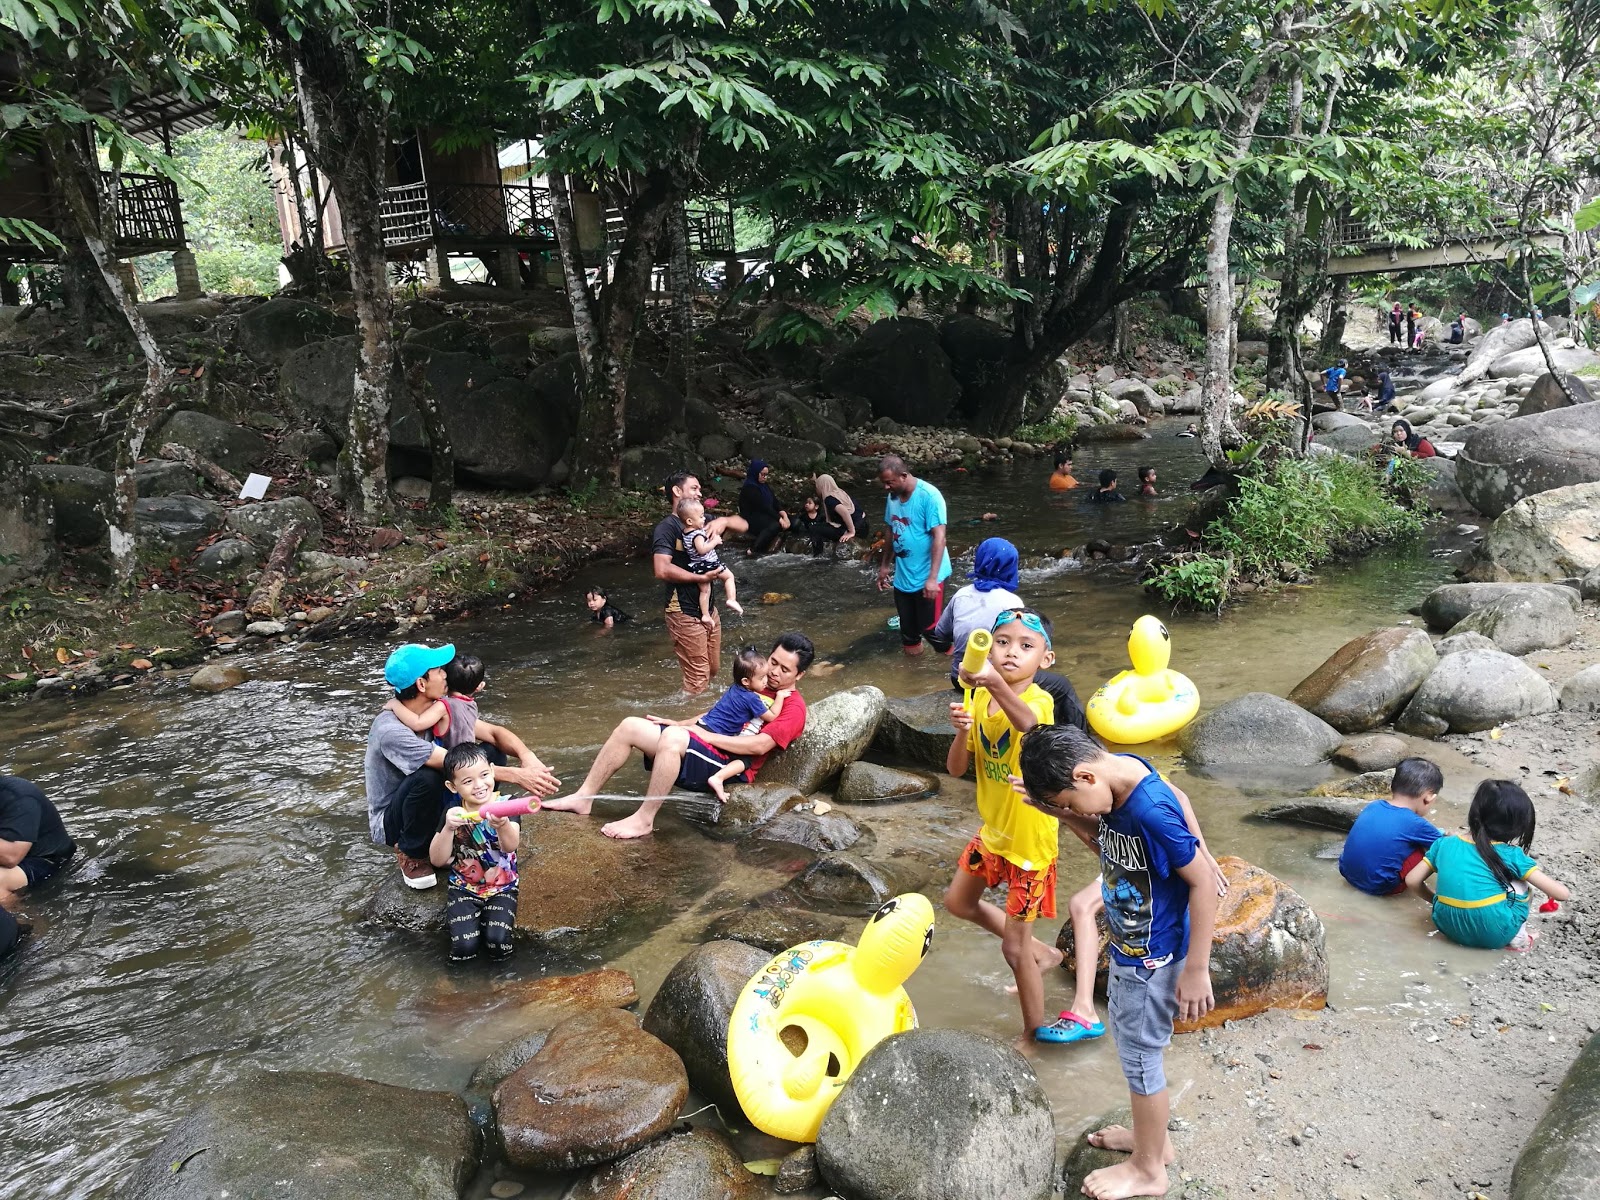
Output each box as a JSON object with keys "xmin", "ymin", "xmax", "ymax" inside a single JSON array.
[
  {"xmin": 1287, "ymin": 627, "xmax": 1437, "ymax": 733},
  {"xmin": 223, "ymin": 496, "xmax": 323, "ymax": 551},
  {"xmin": 135, "ymin": 495, "xmax": 225, "ymax": 553},
  {"xmin": 1419, "ymin": 582, "xmax": 1578, "ymax": 630},
  {"xmin": 157, "ymin": 410, "xmax": 269, "ymax": 477},
  {"xmin": 758, "ymin": 686, "xmax": 886, "ymax": 793},
  {"xmin": 1396, "ymin": 649, "xmax": 1556, "ymax": 736},
  {"xmin": 1477, "ymin": 482, "xmax": 1600, "ymax": 581},
  {"xmin": 817, "ymin": 1029, "xmax": 1055, "ymax": 1200},
  {"xmin": 1510, "ymin": 1030, "xmax": 1600, "ymax": 1200},
  {"xmin": 870, "ymin": 691, "xmax": 959, "ymax": 772},
  {"xmin": 30, "ymin": 463, "xmax": 110, "ymax": 546},
  {"xmin": 1456, "ymin": 402, "xmax": 1600, "ymax": 517},
  {"xmin": 1518, "ymin": 371, "xmax": 1596, "ymax": 416},
  {"xmin": 238, "ymin": 296, "xmax": 352, "ymax": 365},
  {"xmin": 1558, "ymin": 665, "xmax": 1600, "ymax": 713},
  {"xmin": 641, "ymin": 940, "xmax": 769, "ymax": 1124},
  {"xmin": 1179, "ymin": 692, "xmax": 1342, "ymax": 766},
  {"xmin": 1445, "ymin": 587, "xmax": 1578, "ymax": 654},
  {"xmin": 834, "ymin": 761, "xmax": 937, "ymax": 803},
  {"xmin": 569, "ymin": 1128, "xmax": 766, "ymax": 1200},
  {"xmin": 823, "ymin": 316, "xmax": 960, "ymax": 427}
]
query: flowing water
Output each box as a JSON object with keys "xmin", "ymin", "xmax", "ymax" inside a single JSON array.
[{"xmin": 1, "ymin": 438, "xmax": 1498, "ymax": 1197}]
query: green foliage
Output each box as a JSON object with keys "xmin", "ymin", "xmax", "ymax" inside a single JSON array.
[
  {"xmin": 1015, "ymin": 413, "xmax": 1079, "ymax": 445},
  {"xmin": 1147, "ymin": 453, "xmax": 1424, "ymax": 611}
]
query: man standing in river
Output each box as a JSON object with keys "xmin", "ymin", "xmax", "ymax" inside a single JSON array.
[
  {"xmin": 364, "ymin": 643, "xmax": 560, "ymax": 889},
  {"xmin": 655, "ymin": 471, "xmax": 748, "ymax": 695},
  {"xmin": 543, "ymin": 631, "xmax": 812, "ymax": 839},
  {"xmin": 877, "ymin": 455, "xmax": 951, "ymax": 657}
]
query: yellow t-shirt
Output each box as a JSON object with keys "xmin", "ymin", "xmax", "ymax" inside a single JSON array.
[{"xmin": 967, "ymin": 683, "xmax": 1057, "ymax": 871}]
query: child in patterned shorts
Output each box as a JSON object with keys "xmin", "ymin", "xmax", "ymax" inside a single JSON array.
[{"xmin": 429, "ymin": 743, "xmax": 520, "ymax": 963}]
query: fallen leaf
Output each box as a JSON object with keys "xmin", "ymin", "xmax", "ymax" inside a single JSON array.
[
  {"xmin": 131, "ymin": 659, "xmax": 154, "ymax": 670},
  {"xmin": 54, "ymin": 647, "xmax": 70, "ymax": 664},
  {"xmin": 5, "ymin": 672, "xmax": 27, "ymax": 680},
  {"xmin": 1302, "ymin": 1043, "xmax": 1322, "ymax": 1051},
  {"xmin": 21, "ymin": 646, "xmax": 32, "ymax": 660},
  {"xmin": 116, "ymin": 642, "xmax": 136, "ymax": 650},
  {"xmin": 1488, "ymin": 727, "xmax": 1503, "ymax": 740},
  {"xmin": 742, "ymin": 1159, "xmax": 781, "ymax": 1176},
  {"xmin": 760, "ymin": 592, "xmax": 794, "ymax": 605}
]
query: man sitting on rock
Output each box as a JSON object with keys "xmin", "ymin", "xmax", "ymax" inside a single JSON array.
[
  {"xmin": 0, "ymin": 775, "xmax": 76, "ymax": 918},
  {"xmin": 543, "ymin": 631, "xmax": 813, "ymax": 840},
  {"xmin": 365, "ymin": 643, "xmax": 560, "ymax": 890}
]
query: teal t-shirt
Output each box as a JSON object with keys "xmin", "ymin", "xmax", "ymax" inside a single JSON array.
[
  {"xmin": 1426, "ymin": 834, "xmax": 1537, "ymax": 949},
  {"xmin": 885, "ymin": 479, "xmax": 953, "ymax": 593}
]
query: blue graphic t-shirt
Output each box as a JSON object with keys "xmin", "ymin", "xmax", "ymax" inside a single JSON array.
[
  {"xmin": 885, "ymin": 479, "xmax": 953, "ymax": 593},
  {"xmin": 1338, "ymin": 800, "xmax": 1441, "ymax": 895},
  {"xmin": 1097, "ymin": 756, "xmax": 1199, "ymax": 967}
]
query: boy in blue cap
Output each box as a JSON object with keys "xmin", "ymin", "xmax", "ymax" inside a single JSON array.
[{"xmin": 364, "ymin": 643, "xmax": 559, "ymax": 889}]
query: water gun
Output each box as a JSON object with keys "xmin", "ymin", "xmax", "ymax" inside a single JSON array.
[
  {"xmin": 448, "ymin": 795, "xmax": 541, "ymax": 824},
  {"xmin": 960, "ymin": 628, "xmax": 992, "ymax": 714}
]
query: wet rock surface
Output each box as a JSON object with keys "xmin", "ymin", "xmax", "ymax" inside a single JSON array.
[
  {"xmin": 1179, "ymin": 692, "xmax": 1342, "ymax": 766},
  {"xmin": 188, "ymin": 663, "xmax": 249, "ymax": 693},
  {"xmin": 783, "ymin": 853, "xmax": 924, "ymax": 914},
  {"xmin": 121, "ymin": 1069, "xmax": 477, "ymax": 1200},
  {"xmin": 567, "ymin": 1127, "xmax": 766, "ymax": 1200},
  {"xmin": 1310, "ymin": 768, "xmax": 1395, "ymax": 798},
  {"xmin": 494, "ymin": 1007, "xmax": 687, "ymax": 1171},
  {"xmin": 834, "ymin": 761, "xmax": 938, "ymax": 803},
  {"xmin": 1397, "ymin": 648, "xmax": 1556, "ymax": 736},
  {"xmin": 700, "ymin": 903, "xmax": 848, "ymax": 952},
  {"xmin": 1252, "ymin": 797, "xmax": 1369, "ymax": 832},
  {"xmin": 752, "ymin": 807, "xmax": 865, "ymax": 852},
  {"xmin": 1331, "ymin": 733, "xmax": 1410, "ymax": 772},
  {"xmin": 871, "ymin": 690, "xmax": 960, "ymax": 771},
  {"xmin": 1287, "ymin": 627, "xmax": 1437, "ymax": 733},
  {"xmin": 817, "ymin": 1029, "xmax": 1055, "ymax": 1200},
  {"xmin": 758, "ymin": 685, "xmax": 887, "ymax": 793},
  {"xmin": 641, "ymin": 940, "xmax": 769, "ymax": 1123},
  {"xmin": 676, "ymin": 783, "xmax": 805, "ymax": 837}
]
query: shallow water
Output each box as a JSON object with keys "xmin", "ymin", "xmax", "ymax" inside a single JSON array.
[{"xmin": 1, "ymin": 446, "xmax": 1498, "ymax": 1197}]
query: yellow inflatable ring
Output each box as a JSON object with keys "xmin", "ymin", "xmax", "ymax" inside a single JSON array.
[
  {"xmin": 1087, "ymin": 615, "xmax": 1200, "ymax": 744},
  {"xmin": 727, "ymin": 893, "xmax": 934, "ymax": 1143}
]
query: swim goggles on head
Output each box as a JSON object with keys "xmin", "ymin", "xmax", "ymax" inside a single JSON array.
[{"xmin": 993, "ymin": 609, "xmax": 1051, "ymax": 647}]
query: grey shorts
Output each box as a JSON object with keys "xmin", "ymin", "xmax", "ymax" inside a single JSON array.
[{"xmin": 1108, "ymin": 955, "xmax": 1183, "ymax": 1096}]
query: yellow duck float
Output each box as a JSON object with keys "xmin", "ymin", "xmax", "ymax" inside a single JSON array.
[
  {"xmin": 727, "ymin": 893, "xmax": 935, "ymax": 1143},
  {"xmin": 1087, "ymin": 615, "xmax": 1200, "ymax": 744}
]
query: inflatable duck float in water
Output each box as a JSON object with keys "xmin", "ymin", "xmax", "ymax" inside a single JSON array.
[
  {"xmin": 1087, "ymin": 615, "xmax": 1200, "ymax": 743},
  {"xmin": 727, "ymin": 893, "xmax": 935, "ymax": 1142}
]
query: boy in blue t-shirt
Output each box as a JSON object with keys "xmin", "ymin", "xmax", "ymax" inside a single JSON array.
[
  {"xmin": 1338, "ymin": 757, "xmax": 1443, "ymax": 896},
  {"xmin": 1018, "ymin": 724, "xmax": 1218, "ymax": 1200}
]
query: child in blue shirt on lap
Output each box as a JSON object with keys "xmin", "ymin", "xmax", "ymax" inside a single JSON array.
[
  {"xmin": 694, "ymin": 647, "xmax": 790, "ymax": 802},
  {"xmin": 1338, "ymin": 757, "xmax": 1444, "ymax": 896},
  {"xmin": 1018, "ymin": 724, "xmax": 1219, "ymax": 1200}
]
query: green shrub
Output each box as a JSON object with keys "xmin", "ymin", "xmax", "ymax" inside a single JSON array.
[
  {"xmin": 1147, "ymin": 552, "xmax": 1232, "ymax": 612},
  {"xmin": 1152, "ymin": 376, "xmax": 1182, "ymax": 397},
  {"xmin": 1015, "ymin": 412, "xmax": 1078, "ymax": 445}
]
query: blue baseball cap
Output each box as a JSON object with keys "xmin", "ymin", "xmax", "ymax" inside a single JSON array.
[{"xmin": 383, "ymin": 643, "xmax": 455, "ymax": 690}]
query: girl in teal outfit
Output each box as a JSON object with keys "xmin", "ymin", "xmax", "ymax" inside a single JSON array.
[{"xmin": 1405, "ymin": 781, "xmax": 1569, "ymax": 951}]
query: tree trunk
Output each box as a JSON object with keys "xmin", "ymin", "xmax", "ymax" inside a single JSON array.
[
  {"xmin": 46, "ymin": 126, "xmax": 169, "ymax": 589},
  {"xmin": 1319, "ymin": 275, "xmax": 1348, "ymax": 361},
  {"xmin": 665, "ymin": 201, "xmax": 696, "ymax": 398},
  {"xmin": 160, "ymin": 442, "xmax": 241, "ymax": 494},
  {"xmin": 246, "ymin": 521, "xmax": 309, "ymax": 617},
  {"xmin": 404, "ymin": 355, "xmax": 454, "ymax": 512}
]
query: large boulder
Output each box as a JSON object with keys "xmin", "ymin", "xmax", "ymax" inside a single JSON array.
[
  {"xmin": 1396, "ymin": 648, "xmax": 1556, "ymax": 736},
  {"xmin": 1251, "ymin": 797, "xmax": 1369, "ymax": 832},
  {"xmin": 494, "ymin": 1007, "xmax": 687, "ymax": 1171},
  {"xmin": 1488, "ymin": 344, "xmax": 1600, "ymax": 380},
  {"xmin": 1477, "ymin": 483, "xmax": 1600, "ymax": 581},
  {"xmin": 278, "ymin": 334, "xmax": 363, "ymax": 429},
  {"xmin": 30, "ymin": 463, "xmax": 110, "ymax": 546},
  {"xmin": 1176, "ymin": 857, "xmax": 1328, "ymax": 1031},
  {"xmin": 157, "ymin": 410, "xmax": 269, "ymax": 477},
  {"xmin": 871, "ymin": 691, "xmax": 958, "ymax": 773},
  {"xmin": 625, "ymin": 363, "xmax": 687, "ymax": 447},
  {"xmin": 1456, "ymin": 403, "xmax": 1600, "ymax": 517},
  {"xmin": 741, "ymin": 431, "xmax": 826, "ymax": 471},
  {"xmin": 782, "ymin": 853, "xmax": 925, "ymax": 914},
  {"xmin": 1558, "ymin": 665, "xmax": 1600, "ymax": 713},
  {"xmin": 676, "ymin": 782, "xmax": 806, "ymax": 838},
  {"xmin": 816, "ymin": 1030, "xmax": 1055, "ymax": 1200},
  {"xmin": 1286, "ymin": 627, "xmax": 1437, "ymax": 733},
  {"xmin": 570, "ymin": 1128, "xmax": 767, "ymax": 1200},
  {"xmin": 641, "ymin": 940, "xmax": 769, "ymax": 1124},
  {"xmin": 1314, "ymin": 423, "xmax": 1381, "ymax": 456},
  {"xmin": 620, "ymin": 443, "xmax": 706, "ymax": 491},
  {"xmin": 120, "ymin": 1070, "xmax": 477, "ymax": 1200},
  {"xmin": 834, "ymin": 761, "xmax": 938, "ymax": 804},
  {"xmin": 134, "ymin": 495, "xmax": 225, "ymax": 553},
  {"xmin": 1419, "ymin": 582, "xmax": 1578, "ymax": 630},
  {"xmin": 1419, "ymin": 457, "xmax": 1475, "ymax": 514},
  {"xmin": 767, "ymin": 392, "xmax": 849, "ymax": 452},
  {"xmin": 223, "ymin": 496, "xmax": 324, "ymax": 551},
  {"xmin": 1179, "ymin": 692, "xmax": 1342, "ymax": 766},
  {"xmin": 1331, "ymin": 732, "xmax": 1410, "ymax": 772},
  {"xmin": 1313, "ymin": 410, "xmax": 1372, "ymax": 433},
  {"xmin": 822, "ymin": 317, "xmax": 960, "ymax": 426},
  {"xmin": 939, "ymin": 315, "xmax": 1011, "ymax": 419},
  {"xmin": 1446, "ymin": 586, "xmax": 1579, "ymax": 654},
  {"xmin": 700, "ymin": 903, "xmax": 847, "ymax": 952},
  {"xmin": 1457, "ymin": 317, "xmax": 1550, "ymax": 386},
  {"xmin": 754, "ymin": 808, "xmax": 865, "ymax": 852},
  {"xmin": 135, "ymin": 459, "xmax": 201, "ymax": 498},
  {"xmin": 0, "ymin": 458, "xmax": 57, "ymax": 585},
  {"xmin": 1509, "ymin": 1029, "xmax": 1600, "ymax": 1200},
  {"xmin": 237, "ymin": 296, "xmax": 351, "ymax": 366},
  {"xmin": 758, "ymin": 686, "xmax": 886, "ymax": 793},
  {"xmin": 1518, "ymin": 371, "xmax": 1596, "ymax": 416}
]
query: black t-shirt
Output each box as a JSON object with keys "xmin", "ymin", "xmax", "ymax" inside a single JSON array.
[
  {"xmin": 651, "ymin": 515, "xmax": 703, "ymax": 616},
  {"xmin": 0, "ymin": 776, "xmax": 74, "ymax": 864},
  {"xmin": 1035, "ymin": 671, "xmax": 1091, "ymax": 735},
  {"xmin": 591, "ymin": 603, "xmax": 631, "ymax": 625}
]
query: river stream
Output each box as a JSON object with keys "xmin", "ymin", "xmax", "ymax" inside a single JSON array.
[{"xmin": 1, "ymin": 435, "xmax": 1499, "ymax": 1198}]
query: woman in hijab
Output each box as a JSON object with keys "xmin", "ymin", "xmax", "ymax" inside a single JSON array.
[
  {"xmin": 1390, "ymin": 418, "xmax": 1436, "ymax": 459},
  {"xmin": 738, "ymin": 459, "xmax": 789, "ymax": 555},
  {"xmin": 927, "ymin": 537, "xmax": 1023, "ymax": 667},
  {"xmin": 813, "ymin": 474, "xmax": 868, "ymax": 547}
]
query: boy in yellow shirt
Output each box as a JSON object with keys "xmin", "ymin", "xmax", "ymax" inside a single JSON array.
[{"xmin": 945, "ymin": 607, "xmax": 1071, "ymax": 1042}]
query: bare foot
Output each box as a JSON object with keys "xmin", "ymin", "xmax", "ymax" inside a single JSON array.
[
  {"xmin": 1034, "ymin": 941, "xmax": 1064, "ymax": 971},
  {"xmin": 708, "ymin": 776, "xmax": 729, "ymax": 803},
  {"xmin": 539, "ymin": 794, "xmax": 594, "ymax": 815},
  {"xmin": 1081, "ymin": 1160, "xmax": 1169, "ymax": 1199},
  {"xmin": 726, "ymin": 600, "xmax": 743, "ymax": 616},
  {"xmin": 601, "ymin": 812, "xmax": 656, "ymax": 839},
  {"xmin": 1085, "ymin": 1127, "xmax": 1175, "ymax": 1164}
]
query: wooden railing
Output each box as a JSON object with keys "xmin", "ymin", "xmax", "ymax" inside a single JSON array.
[
  {"xmin": 604, "ymin": 198, "xmax": 738, "ymax": 259},
  {"xmin": 0, "ymin": 171, "xmax": 183, "ymax": 260},
  {"xmin": 380, "ymin": 180, "xmax": 557, "ymax": 248}
]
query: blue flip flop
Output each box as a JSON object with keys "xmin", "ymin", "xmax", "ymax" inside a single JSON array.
[{"xmin": 1034, "ymin": 1011, "xmax": 1106, "ymax": 1044}]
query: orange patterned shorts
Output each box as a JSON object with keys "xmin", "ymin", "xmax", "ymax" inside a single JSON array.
[{"xmin": 959, "ymin": 833, "xmax": 1058, "ymax": 922}]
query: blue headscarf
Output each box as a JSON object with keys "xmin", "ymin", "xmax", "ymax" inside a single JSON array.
[
  {"xmin": 970, "ymin": 538, "xmax": 1019, "ymax": 593},
  {"xmin": 740, "ymin": 459, "xmax": 778, "ymax": 516}
]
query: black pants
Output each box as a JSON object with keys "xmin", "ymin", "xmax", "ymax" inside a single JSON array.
[
  {"xmin": 949, "ymin": 669, "xmax": 1089, "ymax": 735},
  {"xmin": 381, "ymin": 743, "xmax": 507, "ymax": 858},
  {"xmin": 447, "ymin": 886, "xmax": 517, "ymax": 962},
  {"xmin": 0, "ymin": 907, "xmax": 18, "ymax": 960},
  {"xmin": 1388, "ymin": 322, "xmax": 1402, "ymax": 344},
  {"xmin": 747, "ymin": 514, "xmax": 785, "ymax": 554}
]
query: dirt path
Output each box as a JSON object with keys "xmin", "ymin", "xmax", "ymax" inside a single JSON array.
[{"xmin": 1154, "ymin": 610, "xmax": 1600, "ymax": 1199}]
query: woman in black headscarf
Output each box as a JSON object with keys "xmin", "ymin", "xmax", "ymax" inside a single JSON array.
[
  {"xmin": 738, "ymin": 459, "xmax": 790, "ymax": 555},
  {"xmin": 1390, "ymin": 419, "xmax": 1436, "ymax": 459}
]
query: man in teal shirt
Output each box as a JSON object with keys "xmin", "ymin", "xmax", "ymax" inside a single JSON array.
[{"xmin": 876, "ymin": 454, "xmax": 952, "ymax": 656}]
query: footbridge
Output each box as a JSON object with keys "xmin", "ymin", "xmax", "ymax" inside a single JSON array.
[{"xmin": 1323, "ymin": 216, "xmax": 1562, "ymax": 277}]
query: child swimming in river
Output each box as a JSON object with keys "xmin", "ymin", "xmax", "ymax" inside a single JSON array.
[
  {"xmin": 585, "ymin": 585, "xmax": 632, "ymax": 629},
  {"xmin": 943, "ymin": 607, "xmax": 1064, "ymax": 1043},
  {"xmin": 696, "ymin": 646, "xmax": 790, "ymax": 802},
  {"xmin": 1405, "ymin": 779, "xmax": 1569, "ymax": 951},
  {"xmin": 385, "ymin": 653, "xmax": 485, "ymax": 748},
  {"xmin": 429, "ymin": 743, "xmax": 520, "ymax": 963},
  {"xmin": 677, "ymin": 497, "xmax": 743, "ymax": 627},
  {"xmin": 1137, "ymin": 465, "xmax": 1157, "ymax": 496}
]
